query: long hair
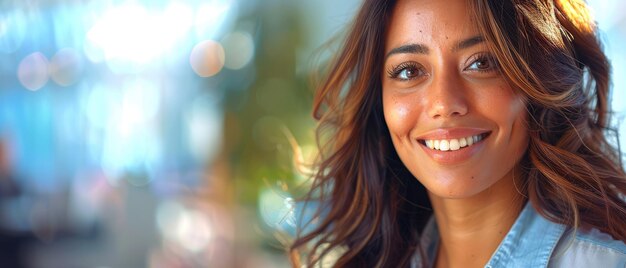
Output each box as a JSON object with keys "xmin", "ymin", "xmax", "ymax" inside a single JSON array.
[{"xmin": 290, "ymin": 0, "xmax": 626, "ymax": 267}]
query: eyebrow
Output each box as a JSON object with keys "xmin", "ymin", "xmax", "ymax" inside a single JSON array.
[
  {"xmin": 385, "ymin": 35, "xmax": 485, "ymax": 59},
  {"xmin": 453, "ymin": 36, "xmax": 485, "ymax": 51},
  {"xmin": 385, "ymin": 44, "xmax": 429, "ymax": 59}
]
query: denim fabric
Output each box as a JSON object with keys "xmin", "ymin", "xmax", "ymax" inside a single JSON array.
[{"xmin": 414, "ymin": 202, "xmax": 626, "ymax": 268}]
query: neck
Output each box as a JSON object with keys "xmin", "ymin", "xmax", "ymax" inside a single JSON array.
[{"xmin": 429, "ymin": 174, "xmax": 525, "ymax": 268}]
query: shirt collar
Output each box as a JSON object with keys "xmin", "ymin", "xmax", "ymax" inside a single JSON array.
[
  {"xmin": 419, "ymin": 202, "xmax": 566, "ymax": 268},
  {"xmin": 486, "ymin": 202, "xmax": 565, "ymax": 267}
]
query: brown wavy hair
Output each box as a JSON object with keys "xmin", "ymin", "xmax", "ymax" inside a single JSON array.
[{"xmin": 290, "ymin": 0, "xmax": 626, "ymax": 267}]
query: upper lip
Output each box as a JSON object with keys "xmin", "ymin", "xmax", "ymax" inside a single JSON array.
[{"xmin": 416, "ymin": 127, "xmax": 491, "ymax": 141}]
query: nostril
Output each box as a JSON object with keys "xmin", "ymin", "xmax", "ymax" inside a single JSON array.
[
  {"xmin": 428, "ymin": 105, "xmax": 469, "ymax": 119},
  {"xmin": 427, "ymin": 93, "xmax": 469, "ymax": 118}
]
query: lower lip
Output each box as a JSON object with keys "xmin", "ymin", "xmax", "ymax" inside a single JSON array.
[{"xmin": 419, "ymin": 138, "xmax": 487, "ymax": 164}]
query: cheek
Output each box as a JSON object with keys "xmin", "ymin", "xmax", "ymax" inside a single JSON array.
[
  {"xmin": 479, "ymin": 86, "xmax": 526, "ymax": 125},
  {"xmin": 383, "ymin": 94, "xmax": 417, "ymax": 138},
  {"xmin": 510, "ymin": 99, "xmax": 529, "ymax": 153},
  {"xmin": 486, "ymin": 89, "xmax": 529, "ymax": 155},
  {"xmin": 503, "ymin": 95, "xmax": 527, "ymax": 133}
]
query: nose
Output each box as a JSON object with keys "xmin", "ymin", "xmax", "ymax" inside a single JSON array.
[{"xmin": 426, "ymin": 71, "xmax": 469, "ymax": 119}]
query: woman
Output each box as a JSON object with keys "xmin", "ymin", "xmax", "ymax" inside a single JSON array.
[{"xmin": 290, "ymin": 0, "xmax": 626, "ymax": 267}]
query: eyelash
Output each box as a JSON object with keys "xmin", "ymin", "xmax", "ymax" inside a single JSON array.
[
  {"xmin": 386, "ymin": 61, "xmax": 424, "ymax": 81},
  {"xmin": 464, "ymin": 53, "xmax": 500, "ymax": 73},
  {"xmin": 386, "ymin": 53, "xmax": 500, "ymax": 81}
]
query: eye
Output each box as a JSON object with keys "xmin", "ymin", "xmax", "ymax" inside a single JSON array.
[
  {"xmin": 464, "ymin": 53, "xmax": 500, "ymax": 73},
  {"xmin": 387, "ymin": 62, "xmax": 426, "ymax": 81}
]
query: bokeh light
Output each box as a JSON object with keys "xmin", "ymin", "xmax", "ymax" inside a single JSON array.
[
  {"xmin": 189, "ymin": 40, "xmax": 225, "ymax": 77},
  {"xmin": 88, "ymin": 4, "xmax": 160, "ymax": 72},
  {"xmin": 221, "ymin": 31, "xmax": 255, "ymax": 70},
  {"xmin": 258, "ymin": 187, "xmax": 295, "ymax": 231},
  {"xmin": 17, "ymin": 52, "xmax": 49, "ymax": 91},
  {"xmin": 49, "ymin": 48, "xmax": 84, "ymax": 86},
  {"xmin": 156, "ymin": 200, "xmax": 213, "ymax": 253}
]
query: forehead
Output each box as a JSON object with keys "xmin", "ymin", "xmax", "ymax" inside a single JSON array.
[{"xmin": 385, "ymin": 0, "xmax": 478, "ymax": 52}]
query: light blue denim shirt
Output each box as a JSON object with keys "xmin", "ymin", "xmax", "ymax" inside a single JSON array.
[{"xmin": 413, "ymin": 202, "xmax": 626, "ymax": 268}]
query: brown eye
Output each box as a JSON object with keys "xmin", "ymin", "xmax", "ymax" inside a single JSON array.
[
  {"xmin": 472, "ymin": 59, "xmax": 491, "ymax": 70},
  {"xmin": 397, "ymin": 67, "xmax": 419, "ymax": 79},
  {"xmin": 465, "ymin": 53, "xmax": 499, "ymax": 72},
  {"xmin": 387, "ymin": 62, "xmax": 425, "ymax": 81}
]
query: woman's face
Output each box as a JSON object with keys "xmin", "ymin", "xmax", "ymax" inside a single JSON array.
[{"xmin": 381, "ymin": 0, "xmax": 529, "ymax": 199}]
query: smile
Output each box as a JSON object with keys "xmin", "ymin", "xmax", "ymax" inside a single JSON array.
[{"xmin": 420, "ymin": 133, "xmax": 489, "ymax": 151}]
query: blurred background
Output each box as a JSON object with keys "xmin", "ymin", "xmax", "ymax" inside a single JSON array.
[{"xmin": 0, "ymin": 0, "xmax": 624, "ymax": 267}]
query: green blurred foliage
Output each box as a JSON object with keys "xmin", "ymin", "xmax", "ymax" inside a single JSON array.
[{"xmin": 224, "ymin": 3, "xmax": 318, "ymax": 208}]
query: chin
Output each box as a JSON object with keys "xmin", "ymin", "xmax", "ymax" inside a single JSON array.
[{"xmin": 421, "ymin": 180, "xmax": 490, "ymax": 199}]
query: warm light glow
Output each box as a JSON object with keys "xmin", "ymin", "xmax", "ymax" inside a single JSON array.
[
  {"xmin": 189, "ymin": 40, "xmax": 225, "ymax": 77},
  {"xmin": 557, "ymin": 0, "xmax": 594, "ymax": 33}
]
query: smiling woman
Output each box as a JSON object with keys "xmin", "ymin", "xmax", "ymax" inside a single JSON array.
[{"xmin": 290, "ymin": 0, "xmax": 626, "ymax": 267}]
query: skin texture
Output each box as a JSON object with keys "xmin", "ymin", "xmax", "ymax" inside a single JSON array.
[{"xmin": 382, "ymin": 0, "xmax": 529, "ymax": 267}]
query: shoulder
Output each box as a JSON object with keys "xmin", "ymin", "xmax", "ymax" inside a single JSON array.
[{"xmin": 549, "ymin": 227, "xmax": 626, "ymax": 268}]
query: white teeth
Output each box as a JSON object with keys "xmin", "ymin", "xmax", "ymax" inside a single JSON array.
[
  {"xmin": 449, "ymin": 139, "xmax": 460, "ymax": 150},
  {"xmin": 423, "ymin": 134, "xmax": 484, "ymax": 151},
  {"xmin": 440, "ymin": 140, "xmax": 450, "ymax": 151},
  {"xmin": 459, "ymin": 137, "xmax": 467, "ymax": 147},
  {"xmin": 425, "ymin": 140, "xmax": 433, "ymax": 149}
]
